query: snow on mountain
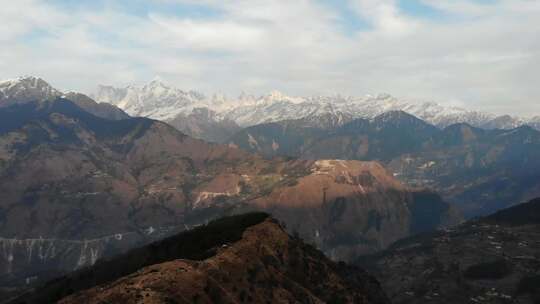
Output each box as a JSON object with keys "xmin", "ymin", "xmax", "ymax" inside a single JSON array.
[
  {"xmin": 91, "ymin": 80, "xmax": 538, "ymax": 131},
  {"xmin": 0, "ymin": 76, "xmax": 534, "ymax": 132},
  {"xmin": 0, "ymin": 76, "xmax": 61, "ymax": 106},
  {"xmin": 0, "ymin": 76, "xmax": 131, "ymax": 121},
  {"xmin": 221, "ymin": 93, "xmax": 499, "ymax": 128},
  {"xmin": 92, "ymin": 79, "xmax": 209, "ymax": 121}
]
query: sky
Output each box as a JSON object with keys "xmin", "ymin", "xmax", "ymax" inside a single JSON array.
[{"xmin": 1, "ymin": 0, "xmax": 539, "ymax": 116}]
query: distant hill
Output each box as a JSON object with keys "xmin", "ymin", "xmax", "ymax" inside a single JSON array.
[
  {"xmin": 229, "ymin": 112, "xmax": 540, "ymax": 217},
  {"xmin": 485, "ymin": 197, "xmax": 540, "ymax": 226},
  {"xmin": 357, "ymin": 198, "xmax": 540, "ymax": 304}
]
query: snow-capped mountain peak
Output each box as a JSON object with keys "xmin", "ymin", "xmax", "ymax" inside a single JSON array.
[
  {"xmin": 266, "ymin": 90, "xmax": 289, "ymax": 101},
  {"xmin": 93, "ymin": 80, "xmax": 209, "ymax": 121},
  {"xmin": 148, "ymin": 75, "xmax": 165, "ymax": 84},
  {"xmin": 92, "ymin": 79, "xmax": 539, "ymax": 131},
  {"xmin": 0, "ymin": 76, "xmax": 61, "ymax": 106}
]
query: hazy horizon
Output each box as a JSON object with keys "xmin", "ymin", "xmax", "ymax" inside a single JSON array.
[{"xmin": 1, "ymin": 0, "xmax": 539, "ymax": 116}]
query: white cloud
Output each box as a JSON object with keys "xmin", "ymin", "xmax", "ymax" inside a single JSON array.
[
  {"xmin": 148, "ymin": 14, "xmax": 265, "ymax": 51},
  {"xmin": 0, "ymin": 0, "xmax": 539, "ymax": 116},
  {"xmin": 349, "ymin": 0, "xmax": 418, "ymax": 35}
]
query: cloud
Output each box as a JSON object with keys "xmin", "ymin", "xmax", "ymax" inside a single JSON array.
[
  {"xmin": 147, "ymin": 14, "xmax": 265, "ymax": 51},
  {"xmin": 349, "ymin": 0, "xmax": 418, "ymax": 35},
  {"xmin": 0, "ymin": 0, "xmax": 539, "ymax": 116}
]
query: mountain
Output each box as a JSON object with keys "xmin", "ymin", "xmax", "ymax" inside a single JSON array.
[
  {"xmin": 12, "ymin": 213, "xmax": 389, "ymax": 304},
  {"xmin": 230, "ymin": 111, "xmax": 440, "ymax": 161},
  {"xmin": 233, "ymin": 160, "xmax": 459, "ymax": 261},
  {"xmin": 94, "ymin": 81, "xmax": 539, "ymax": 133},
  {"xmin": 167, "ymin": 107, "xmax": 241, "ymax": 143},
  {"xmin": 93, "ymin": 80, "xmax": 206, "ymax": 121},
  {"xmin": 0, "ymin": 96, "xmax": 254, "ymax": 297},
  {"xmin": 230, "ymin": 114, "xmax": 540, "ymax": 217},
  {"xmin": 357, "ymin": 198, "xmax": 540, "ymax": 304},
  {"xmin": 62, "ymin": 92, "xmax": 130, "ymax": 120},
  {"xmin": 0, "ymin": 76, "xmax": 129, "ymax": 120},
  {"xmin": 482, "ymin": 114, "xmax": 526, "ymax": 130},
  {"xmin": 393, "ymin": 124, "xmax": 540, "ymax": 217},
  {"xmin": 93, "ymin": 80, "xmax": 241, "ymax": 142},
  {"xmin": 0, "ymin": 77, "xmax": 60, "ymax": 106},
  {"xmin": 485, "ymin": 197, "xmax": 540, "ymax": 225},
  {"xmin": 0, "ymin": 91, "xmax": 456, "ymax": 298}
]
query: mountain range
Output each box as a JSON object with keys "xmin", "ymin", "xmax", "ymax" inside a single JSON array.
[
  {"xmin": 92, "ymin": 79, "xmax": 540, "ymax": 142},
  {"xmin": 0, "ymin": 77, "xmax": 456, "ymax": 299},
  {"xmin": 2, "ymin": 75, "xmax": 539, "ymax": 304},
  {"xmin": 230, "ymin": 111, "xmax": 540, "ymax": 217}
]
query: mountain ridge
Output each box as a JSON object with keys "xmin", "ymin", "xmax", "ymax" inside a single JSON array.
[
  {"xmin": 11, "ymin": 213, "xmax": 390, "ymax": 304},
  {"xmin": 0, "ymin": 76, "xmax": 129, "ymax": 121},
  {"xmin": 229, "ymin": 114, "xmax": 540, "ymax": 217},
  {"xmin": 0, "ymin": 96, "xmax": 457, "ymax": 298},
  {"xmin": 93, "ymin": 79, "xmax": 540, "ymax": 133}
]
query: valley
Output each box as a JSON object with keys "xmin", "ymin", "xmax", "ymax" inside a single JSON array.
[
  {"xmin": 358, "ymin": 198, "xmax": 540, "ymax": 304},
  {"xmin": 0, "ymin": 77, "xmax": 537, "ymax": 304},
  {"xmin": 0, "ymin": 77, "xmax": 458, "ymax": 301},
  {"xmin": 4, "ymin": 2, "xmax": 539, "ymax": 303}
]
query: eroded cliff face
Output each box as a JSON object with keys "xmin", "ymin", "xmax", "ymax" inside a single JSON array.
[{"xmin": 0, "ymin": 226, "xmax": 183, "ymax": 301}]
